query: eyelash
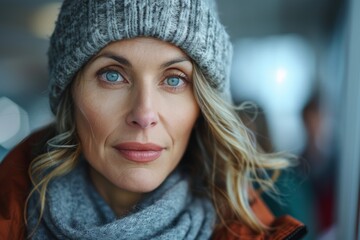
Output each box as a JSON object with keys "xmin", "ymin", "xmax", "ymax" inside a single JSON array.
[
  {"xmin": 96, "ymin": 67, "xmax": 126, "ymax": 85},
  {"xmin": 95, "ymin": 67, "xmax": 190, "ymax": 92},
  {"xmin": 162, "ymin": 72, "xmax": 189, "ymax": 92}
]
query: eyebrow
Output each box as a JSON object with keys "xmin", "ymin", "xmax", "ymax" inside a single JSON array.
[
  {"xmin": 92, "ymin": 53, "xmax": 191, "ymax": 68},
  {"xmin": 93, "ymin": 53, "xmax": 132, "ymax": 67},
  {"xmin": 160, "ymin": 56, "xmax": 191, "ymax": 68}
]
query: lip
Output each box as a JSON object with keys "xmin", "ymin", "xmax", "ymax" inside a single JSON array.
[{"xmin": 114, "ymin": 142, "xmax": 164, "ymax": 163}]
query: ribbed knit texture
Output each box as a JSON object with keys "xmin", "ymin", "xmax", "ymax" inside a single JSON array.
[
  {"xmin": 48, "ymin": 0, "xmax": 233, "ymax": 113},
  {"xmin": 27, "ymin": 160, "xmax": 216, "ymax": 239}
]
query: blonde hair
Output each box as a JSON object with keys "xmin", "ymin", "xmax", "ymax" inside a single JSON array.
[
  {"xmin": 25, "ymin": 64, "xmax": 294, "ymax": 234},
  {"xmin": 191, "ymin": 64, "xmax": 295, "ymax": 232},
  {"xmin": 25, "ymin": 86, "xmax": 81, "ymax": 230}
]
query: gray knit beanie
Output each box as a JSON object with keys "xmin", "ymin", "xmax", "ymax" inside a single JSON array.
[{"xmin": 48, "ymin": 0, "xmax": 233, "ymax": 113}]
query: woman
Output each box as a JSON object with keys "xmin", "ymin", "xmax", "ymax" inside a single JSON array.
[{"xmin": 0, "ymin": 0, "xmax": 306, "ymax": 239}]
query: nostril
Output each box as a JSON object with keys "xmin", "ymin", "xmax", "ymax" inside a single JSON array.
[
  {"xmin": 131, "ymin": 121, "xmax": 138, "ymax": 126},
  {"xmin": 126, "ymin": 111, "xmax": 159, "ymax": 129},
  {"xmin": 130, "ymin": 120, "xmax": 156, "ymax": 128}
]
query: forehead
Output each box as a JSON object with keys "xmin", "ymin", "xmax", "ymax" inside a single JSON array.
[{"xmin": 95, "ymin": 37, "xmax": 190, "ymax": 62}]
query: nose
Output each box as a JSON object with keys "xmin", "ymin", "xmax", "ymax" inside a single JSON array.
[{"xmin": 126, "ymin": 85, "xmax": 159, "ymax": 129}]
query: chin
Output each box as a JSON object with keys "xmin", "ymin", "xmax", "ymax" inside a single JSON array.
[{"xmin": 115, "ymin": 167, "xmax": 166, "ymax": 193}]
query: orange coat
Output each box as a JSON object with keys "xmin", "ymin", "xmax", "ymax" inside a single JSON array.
[{"xmin": 0, "ymin": 129, "xmax": 306, "ymax": 240}]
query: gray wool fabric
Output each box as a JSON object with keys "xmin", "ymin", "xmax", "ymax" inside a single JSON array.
[
  {"xmin": 27, "ymin": 160, "xmax": 216, "ymax": 239},
  {"xmin": 48, "ymin": 0, "xmax": 233, "ymax": 113}
]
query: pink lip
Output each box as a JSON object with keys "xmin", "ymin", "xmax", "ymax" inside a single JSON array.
[{"xmin": 114, "ymin": 142, "xmax": 164, "ymax": 163}]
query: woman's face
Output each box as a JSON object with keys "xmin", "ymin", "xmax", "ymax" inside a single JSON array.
[{"xmin": 72, "ymin": 38, "xmax": 199, "ymax": 195}]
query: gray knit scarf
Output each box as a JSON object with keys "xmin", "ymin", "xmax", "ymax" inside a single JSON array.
[{"xmin": 27, "ymin": 160, "xmax": 216, "ymax": 239}]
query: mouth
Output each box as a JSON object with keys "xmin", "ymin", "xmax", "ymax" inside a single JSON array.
[{"xmin": 114, "ymin": 142, "xmax": 164, "ymax": 163}]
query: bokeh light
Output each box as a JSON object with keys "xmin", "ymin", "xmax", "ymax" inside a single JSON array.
[
  {"xmin": 231, "ymin": 35, "xmax": 315, "ymax": 153},
  {"xmin": 0, "ymin": 97, "xmax": 29, "ymax": 149}
]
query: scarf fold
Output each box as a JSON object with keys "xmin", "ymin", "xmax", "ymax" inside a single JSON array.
[{"xmin": 27, "ymin": 161, "xmax": 216, "ymax": 239}]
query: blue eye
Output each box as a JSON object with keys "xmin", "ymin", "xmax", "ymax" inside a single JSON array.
[
  {"xmin": 104, "ymin": 70, "xmax": 123, "ymax": 82},
  {"xmin": 165, "ymin": 77, "xmax": 182, "ymax": 86}
]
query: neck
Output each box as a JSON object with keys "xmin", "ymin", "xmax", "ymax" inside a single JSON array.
[{"xmin": 88, "ymin": 166, "xmax": 143, "ymax": 217}]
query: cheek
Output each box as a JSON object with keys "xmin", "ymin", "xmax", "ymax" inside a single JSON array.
[
  {"xmin": 73, "ymin": 89, "xmax": 120, "ymax": 156},
  {"xmin": 167, "ymin": 95, "xmax": 199, "ymax": 148}
]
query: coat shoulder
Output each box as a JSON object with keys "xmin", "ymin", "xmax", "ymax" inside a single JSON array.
[
  {"xmin": 212, "ymin": 193, "xmax": 307, "ymax": 240},
  {"xmin": 0, "ymin": 126, "xmax": 53, "ymax": 240}
]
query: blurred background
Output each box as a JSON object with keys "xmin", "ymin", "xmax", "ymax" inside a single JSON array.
[{"xmin": 0, "ymin": 0, "xmax": 359, "ymax": 239}]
